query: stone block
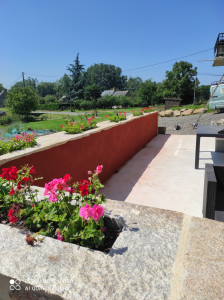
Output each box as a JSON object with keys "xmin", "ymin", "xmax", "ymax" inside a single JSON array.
[{"xmin": 181, "ymin": 109, "xmax": 193, "ymax": 116}]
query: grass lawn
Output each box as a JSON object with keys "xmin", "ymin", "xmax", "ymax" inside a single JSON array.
[{"xmin": 22, "ymin": 112, "xmax": 111, "ymax": 132}]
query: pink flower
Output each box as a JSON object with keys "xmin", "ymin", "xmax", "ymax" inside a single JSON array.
[
  {"xmin": 96, "ymin": 165, "xmax": 103, "ymax": 174},
  {"xmin": 44, "ymin": 176, "xmax": 71, "ymax": 202},
  {"xmin": 89, "ymin": 204, "xmax": 104, "ymax": 221},
  {"xmin": 56, "ymin": 231, "xmax": 64, "ymax": 241},
  {"xmin": 79, "ymin": 204, "xmax": 92, "ymax": 220}
]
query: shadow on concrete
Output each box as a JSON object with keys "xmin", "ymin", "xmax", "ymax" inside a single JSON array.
[
  {"xmin": 102, "ymin": 134, "xmax": 171, "ymax": 201},
  {"xmin": 199, "ymin": 151, "xmax": 224, "ymax": 170}
]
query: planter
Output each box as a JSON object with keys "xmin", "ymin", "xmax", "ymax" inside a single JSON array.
[{"xmin": 0, "ymin": 199, "xmax": 183, "ymax": 300}]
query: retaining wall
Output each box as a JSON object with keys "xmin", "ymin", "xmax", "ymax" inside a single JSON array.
[{"xmin": 0, "ymin": 113, "xmax": 158, "ymax": 186}]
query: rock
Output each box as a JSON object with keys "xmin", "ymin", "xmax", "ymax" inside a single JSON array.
[
  {"xmin": 173, "ymin": 110, "xmax": 181, "ymax": 117},
  {"xmin": 181, "ymin": 109, "xmax": 193, "ymax": 116},
  {"xmin": 174, "ymin": 124, "xmax": 181, "ymax": 130},
  {"xmin": 180, "ymin": 109, "xmax": 186, "ymax": 112},
  {"xmin": 163, "ymin": 110, "xmax": 173, "ymax": 117},
  {"xmin": 217, "ymin": 118, "xmax": 224, "ymax": 125},
  {"xmin": 159, "ymin": 111, "xmax": 166, "ymax": 117},
  {"xmin": 193, "ymin": 108, "xmax": 205, "ymax": 114}
]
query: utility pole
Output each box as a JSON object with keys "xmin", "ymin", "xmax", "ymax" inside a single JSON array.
[
  {"xmin": 193, "ymin": 71, "xmax": 197, "ymax": 104},
  {"xmin": 22, "ymin": 72, "xmax": 25, "ymax": 87}
]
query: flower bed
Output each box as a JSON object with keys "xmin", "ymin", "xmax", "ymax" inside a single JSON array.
[
  {"xmin": 0, "ymin": 132, "xmax": 37, "ymax": 155},
  {"xmin": 0, "ymin": 164, "xmax": 122, "ymax": 253},
  {"xmin": 60, "ymin": 117, "xmax": 97, "ymax": 134},
  {"xmin": 106, "ymin": 112, "xmax": 127, "ymax": 122}
]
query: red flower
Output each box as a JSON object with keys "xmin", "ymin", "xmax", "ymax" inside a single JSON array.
[
  {"xmin": 17, "ymin": 177, "xmax": 32, "ymax": 190},
  {"xmin": 0, "ymin": 166, "xmax": 18, "ymax": 181},
  {"xmin": 29, "ymin": 166, "xmax": 36, "ymax": 174},
  {"xmin": 63, "ymin": 174, "xmax": 70, "ymax": 183},
  {"xmin": 9, "ymin": 188, "xmax": 15, "ymax": 195},
  {"xmin": 8, "ymin": 209, "xmax": 17, "ymax": 224},
  {"xmin": 70, "ymin": 188, "xmax": 75, "ymax": 194},
  {"xmin": 78, "ymin": 180, "xmax": 91, "ymax": 196},
  {"xmin": 59, "ymin": 125, "xmax": 64, "ymax": 128}
]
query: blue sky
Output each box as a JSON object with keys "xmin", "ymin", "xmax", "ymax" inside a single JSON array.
[{"xmin": 0, "ymin": 0, "xmax": 223, "ymax": 89}]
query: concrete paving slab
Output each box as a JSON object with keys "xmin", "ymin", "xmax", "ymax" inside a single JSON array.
[{"xmin": 102, "ymin": 134, "xmax": 224, "ymax": 218}]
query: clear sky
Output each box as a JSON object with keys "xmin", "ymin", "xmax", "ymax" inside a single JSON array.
[{"xmin": 0, "ymin": 0, "xmax": 223, "ymax": 89}]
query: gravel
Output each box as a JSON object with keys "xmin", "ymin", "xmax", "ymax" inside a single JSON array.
[{"xmin": 158, "ymin": 112, "xmax": 224, "ymax": 135}]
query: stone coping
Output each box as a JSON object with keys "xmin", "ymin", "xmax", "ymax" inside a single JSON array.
[
  {"xmin": 0, "ymin": 113, "xmax": 156, "ymax": 166},
  {"xmin": 1, "ymin": 195, "xmax": 224, "ymax": 299}
]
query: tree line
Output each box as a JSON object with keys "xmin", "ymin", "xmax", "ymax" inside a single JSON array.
[{"xmin": 2, "ymin": 53, "xmax": 210, "ymax": 117}]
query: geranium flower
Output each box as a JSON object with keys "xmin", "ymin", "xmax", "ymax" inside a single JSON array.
[
  {"xmin": 44, "ymin": 176, "xmax": 71, "ymax": 202},
  {"xmin": 8, "ymin": 209, "xmax": 17, "ymax": 224},
  {"xmin": 56, "ymin": 230, "xmax": 64, "ymax": 241},
  {"xmin": 9, "ymin": 188, "xmax": 15, "ymax": 195},
  {"xmin": 59, "ymin": 125, "xmax": 64, "ymax": 128},
  {"xmin": 0, "ymin": 166, "xmax": 18, "ymax": 181},
  {"xmin": 79, "ymin": 204, "xmax": 92, "ymax": 220},
  {"xmin": 17, "ymin": 177, "xmax": 32, "ymax": 190},
  {"xmin": 89, "ymin": 204, "xmax": 104, "ymax": 221},
  {"xmin": 29, "ymin": 166, "xmax": 36, "ymax": 174},
  {"xmin": 78, "ymin": 180, "xmax": 91, "ymax": 196},
  {"xmin": 96, "ymin": 165, "xmax": 103, "ymax": 174}
]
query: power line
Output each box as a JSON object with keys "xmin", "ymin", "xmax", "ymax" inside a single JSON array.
[
  {"xmin": 25, "ymin": 73, "xmax": 62, "ymax": 78},
  {"xmin": 123, "ymin": 48, "xmax": 213, "ymax": 72},
  {"xmin": 6, "ymin": 75, "xmax": 22, "ymax": 89},
  {"xmin": 198, "ymin": 73, "xmax": 223, "ymax": 76}
]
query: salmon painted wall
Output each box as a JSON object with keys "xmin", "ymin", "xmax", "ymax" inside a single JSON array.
[{"xmin": 0, "ymin": 113, "xmax": 158, "ymax": 185}]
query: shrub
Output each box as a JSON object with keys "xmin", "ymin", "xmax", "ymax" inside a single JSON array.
[
  {"xmin": 38, "ymin": 103, "xmax": 59, "ymax": 110},
  {"xmin": 0, "ymin": 112, "xmax": 21, "ymax": 126},
  {"xmin": 7, "ymin": 86, "xmax": 39, "ymax": 119},
  {"xmin": 44, "ymin": 95, "xmax": 58, "ymax": 104},
  {"xmin": 116, "ymin": 96, "xmax": 132, "ymax": 108},
  {"xmin": 84, "ymin": 84, "xmax": 101, "ymax": 101},
  {"xmin": 73, "ymin": 100, "xmax": 82, "ymax": 110},
  {"xmin": 97, "ymin": 95, "xmax": 117, "ymax": 109},
  {"xmin": 79, "ymin": 100, "xmax": 95, "ymax": 110}
]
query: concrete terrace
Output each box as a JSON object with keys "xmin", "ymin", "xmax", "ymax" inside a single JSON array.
[{"xmin": 102, "ymin": 134, "xmax": 224, "ymax": 218}]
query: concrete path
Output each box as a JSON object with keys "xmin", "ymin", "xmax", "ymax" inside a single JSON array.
[{"xmin": 102, "ymin": 134, "xmax": 224, "ymax": 218}]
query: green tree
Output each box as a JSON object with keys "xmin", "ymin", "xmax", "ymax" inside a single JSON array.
[
  {"xmin": 163, "ymin": 61, "xmax": 198, "ymax": 104},
  {"xmin": 138, "ymin": 79, "xmax": 158, "ymax": 105},
  {"xmin": 0, "ymin": 83, "xmax": 4, "ymax": 93},
  {"xmin": 85, "ymin": 63, "xmax": 127, "ymax": 91},
  {"xmin": 67, "ymin": 53, "xmax": 85, "ymax": 99},
  {"xmin": 37, "ymin": 82, "xmax": 57, "ymax": 97},
  {"xmin": 197, "ymin": 85, "xmax": 210, "ymax": 101},
  {"xmin": 7, "ymin": 86, "xmax": 39, "ymax": 119},
  {"xmin": 57, "ymin": 74, "xmax": 72, "ymax": 99},
  {"xmin": 84, "ymin": 84, "xmax": 101, "ymax": 100},
  {"xmin": 127, "ymin": 76, "xmax": 143, "ymax": 93},
  {"xmin": 11, "ymin": 77, "xmax": 38, "ymax": 90}
]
